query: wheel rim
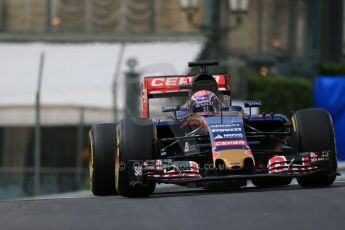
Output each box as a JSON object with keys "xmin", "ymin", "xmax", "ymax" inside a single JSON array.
[
  {"xmin": 88, "ymin": 131, "xmax": 94, "ymax": 190},
  {"xmin": 291, "ymin": 115, "xmax": 297, "ymax": 133},
  {"xmin": 115, "ymin": 126, "xmax": 120, "ymax": 192}
]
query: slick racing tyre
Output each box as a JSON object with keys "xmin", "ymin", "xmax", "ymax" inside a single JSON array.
[
  {"xmin": 89, "ymin": 123, "xmax": 118, "ymax": 196},
  {"xmin": 116, "ymin": 117, "xmax": 156, "ymax": 197},
  {"xmin": 252, "ymin": 178, "xmax": 292, "ymax": 188},
  {"xmin": 293, "ymin": 108, "xmax": 337, "ymax": 187}
]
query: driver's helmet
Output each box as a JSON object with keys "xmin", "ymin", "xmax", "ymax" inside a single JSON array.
[{"xmin": 189, "ymin": 90, "xmax": 220, "ymax": 115}]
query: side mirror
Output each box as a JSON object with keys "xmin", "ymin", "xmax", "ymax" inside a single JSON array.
[
  {"xmin": 244, "ymin": 100, "xmax": 262, "ymax": 116},
  {"xmin": 244, "ymin": 100, "xmax": 262, "ymax": 108},
  {"xmin": 162, "ymin": 105, "xmax": 181, "ymax": 120}
]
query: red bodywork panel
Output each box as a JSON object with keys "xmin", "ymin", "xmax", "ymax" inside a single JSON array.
[{"xmin": 142, "ymin": 74, "xmax": 231, "ymax": 118}]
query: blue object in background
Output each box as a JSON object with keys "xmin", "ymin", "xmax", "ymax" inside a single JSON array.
[{"xmin": 315, "ymin": 77, "xmax": 345, "ymax": 161}]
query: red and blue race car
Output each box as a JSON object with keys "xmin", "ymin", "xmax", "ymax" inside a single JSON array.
[{"xmin": 89, "ymin": 60, "xmax": 338, "ymax": 197}]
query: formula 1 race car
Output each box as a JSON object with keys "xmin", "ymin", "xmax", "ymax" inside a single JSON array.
[{"xmin": 89, "ymin": 60, "xmax": 338, "ymax": 197}]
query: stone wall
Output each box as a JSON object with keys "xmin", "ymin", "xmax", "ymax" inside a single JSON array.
[
  {"xmin": 1, "ymin": 0, "xmax": 305, "ymax": 56},
  {"xmin": 5, "ymin": 0, "xmax": 47, "ymax": 32}
]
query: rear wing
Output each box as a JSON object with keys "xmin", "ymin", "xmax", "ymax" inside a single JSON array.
[{"xmin": 142, "ymin": 74, "xmax": 231, "ymax": 118}]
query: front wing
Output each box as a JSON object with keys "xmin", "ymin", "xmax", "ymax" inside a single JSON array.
[{"xmin": 126, "ymin": 151, "xmax": 337, "ymax": 185}]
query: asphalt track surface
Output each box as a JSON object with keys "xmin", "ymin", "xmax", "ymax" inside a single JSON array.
[{"xmin": 1, "ymin": 176, "xmax": 345, "ymax": 230}]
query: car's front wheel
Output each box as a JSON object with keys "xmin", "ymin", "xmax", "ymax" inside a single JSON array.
[
  {"xmin": 116, "ymin": 117, "xmax": 156, "ymax": 197},
  {"xmin": 292, "ymin": 108, "xmax": 337, "ymax": 187},
  {"xmin": 89, "ymin": 123, "xmax": 118, "ymax": 196}
]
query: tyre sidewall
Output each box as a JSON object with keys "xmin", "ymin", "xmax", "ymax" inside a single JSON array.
[
  {"xmin": 89, "ymin": 123, "xmax": 117, "ymax": 196},
  {"xmin": 117, "ymin": 117, "xmax": 156, "ymax": 197}
]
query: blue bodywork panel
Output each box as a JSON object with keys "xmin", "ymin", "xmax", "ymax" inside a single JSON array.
[{"xmin": 315, "ymin": 77, "xmax": 345, "ymax": 161}]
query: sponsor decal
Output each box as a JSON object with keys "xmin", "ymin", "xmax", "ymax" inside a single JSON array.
[
  {"xmin": 150, "ymin": 77, "xmax": 191, "ymax": 87},
  {"xmin": 268, "ymin": 156, "xmax": 287, "ymax": 174},
  {"xmin": 223, "ymin": 133, "xmax": 243, "ymax": 138},
  {"xmin": 211, "ymin": 128, "xmax": 242, "ymax": 133},
  {"xmin": 184, "ymin": 142, "xmax": 189, "ymax": 152},
  {"xmin": 134, "ymin": 165, "xmax": 142, "ymax": 176},
  {"xmin": 184, "ymin": 142, "xmax": 196, "ymax": 152},
  {"xmin": 209, "ymin": 123, "xmax": 240, "ymax": 128},
  {"xmin": 195, "ymin": 102, "xmax": 213, "ymax": 107},
  {"xmin": 194, "ymin": 95, "xmax": 210, "ymax": 103},
  {"xmin": 310, "ymin": 151, "xmax": 329, "ymax": 162},
  {"xmin": 214, "ymin": 140, "xmax": 246, "ymax": 147},
  {"xmin": 214, "ymin": 134, "xmax": 223, "ymax": 139},
  {"xmin": 300, "ymin": 151, "xmax": 329, "ymax": 163}
]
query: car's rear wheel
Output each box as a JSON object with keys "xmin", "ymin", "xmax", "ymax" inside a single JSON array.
[
  {"xmin": 89, "ymin": 123, "xmax": 117, "ymax": 196},
  {"xmin": 293, "ymin": 108, "xmax": 337, "ymax": 187},
  {"xmin": 252, "ymin": 178, "xmax": 292, "ymax": 188},
  {"xmin": 116, "ymin": 117, "xmax": 156, "ymax": 197}
]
